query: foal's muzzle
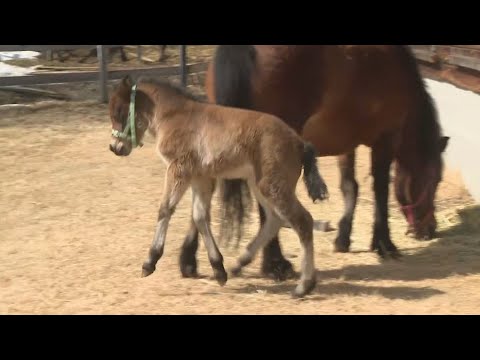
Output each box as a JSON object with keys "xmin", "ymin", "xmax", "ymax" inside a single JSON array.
[{"xmin": 109, "ymin": 141, "xmax": 131, "ymax": 156}]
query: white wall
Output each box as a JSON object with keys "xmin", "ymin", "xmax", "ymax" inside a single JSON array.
[{"xmin": 426, "ymin": 79, "xmax": 480, "ymax": 203}]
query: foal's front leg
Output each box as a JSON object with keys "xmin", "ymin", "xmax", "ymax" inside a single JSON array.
[{"xmin": 142, "ymin": 167, "xmax": 190, "ymax": 277}]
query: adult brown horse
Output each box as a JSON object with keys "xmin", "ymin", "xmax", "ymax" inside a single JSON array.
[{"xmin": 177, "ymin": 45, "xmax": 450, "ymax": 281}]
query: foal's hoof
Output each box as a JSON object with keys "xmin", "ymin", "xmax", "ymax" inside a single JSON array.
[
  {"xmin": 261, "ymin": 259, "xmax": 296, "ymax": 282},
  {"xmin": 141, "ymin": 264, "xmax": 155, "ymax": 278},
  {"xmin": 334, "ymin": 243, "xmax": 350, "ymax": 253},
  {"xmin": 230, "ymin": 266, "xmax": 242, "ymax": 277},
  {"xmin": 292, "ymin": 278, "xmax": 317, "ymax": 299},
  {"xmin": 214, "ymin": 270, "xmax": 228, "ymax": 286}
]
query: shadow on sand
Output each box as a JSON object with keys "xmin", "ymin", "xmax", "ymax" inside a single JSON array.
[{"xmin": 229, "ymin": 205, "xmax": 480, "ymax": 300}]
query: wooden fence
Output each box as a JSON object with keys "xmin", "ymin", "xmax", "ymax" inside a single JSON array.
[
  {"xmin": 411, "ymin": 45, "xmax": 480, "ymax": 70},
  {"xmin": 2, "ymin": 45, "xmax": 480, "ymax": 102},
  {"xmin": 410, "ymin": 45, "xmax": 480, "ymax": 94},
  {"xmin": 0, "ymin": 45, "xmax": 205, "ymax": 102}
]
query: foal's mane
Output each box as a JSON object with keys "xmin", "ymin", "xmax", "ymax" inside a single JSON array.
[{"xmin": 136, "ymin": 76, "xmax": 206, "ymax": 103}]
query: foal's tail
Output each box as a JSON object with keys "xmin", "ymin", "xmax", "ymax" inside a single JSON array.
[
  {"xmin": 302, "ymin": 142, "xmax": 329, "ymax": 203},
  {"xmin": 212, "ymin": 45, "xmax": 257, "ymax": 248}
]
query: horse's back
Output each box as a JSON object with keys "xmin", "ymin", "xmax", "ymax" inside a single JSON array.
[{"xmin": 207, "ymin": 45, "xmax": 424, "ymax": 155}]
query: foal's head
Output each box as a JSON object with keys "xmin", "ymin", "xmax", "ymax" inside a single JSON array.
[{"xmin": 108, "ymin": 75, "xmax": 151, "ymax": 156}]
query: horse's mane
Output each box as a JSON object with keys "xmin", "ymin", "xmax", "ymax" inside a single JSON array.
[
  {"xmin": 137, "ymin": 76, "xmax": 206, "ymax": 103},
  {"xmin": 397, "ymin": 46, "xmax": 443, "ymax": 162}
]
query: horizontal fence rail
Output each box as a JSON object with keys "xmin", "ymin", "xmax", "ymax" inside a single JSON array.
[
  {"xmin": 0, "ymin": 63, "xmax": 208, "ymax": 87},
  {"xmin": 0, "ymin": 45, "xmax": 202, "ymax": 102},
  {"xmin": 0, "ymin": 45, "xmax": 126, "ymax": 52},
  {"xmin": 3, "ymin": 45, "xmax": 480, "ymax": 102},
  {"xmin": 410, "ymin": 45, "xmax": 480, "ymax": 71}
]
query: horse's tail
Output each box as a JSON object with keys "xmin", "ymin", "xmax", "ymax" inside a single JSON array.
[
  {"xmin": 302, "ymin": 142, "xmax": 329, "ymax": 203},
  {"xmin": 213, "ymin": 45, "xmax": 257, "ymax": 248}
]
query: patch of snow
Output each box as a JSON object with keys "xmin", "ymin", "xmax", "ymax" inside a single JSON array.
[{"xmin": 0, "ymin": 51, "xmax": 40, "ymax": 61}]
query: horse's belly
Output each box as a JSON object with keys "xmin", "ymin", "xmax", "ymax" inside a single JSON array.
[{"xmin": 301, "ymin": 113, "xmax": 361, "ymax": 156}]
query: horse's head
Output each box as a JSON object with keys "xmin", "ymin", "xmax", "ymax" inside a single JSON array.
[
  {"xmin": 108, "ymin": 75, "xmax": 148, "ymax": 157},
  {"xmin": 394, "ymin": 136, "xmax": 450, "ymax": 240}
]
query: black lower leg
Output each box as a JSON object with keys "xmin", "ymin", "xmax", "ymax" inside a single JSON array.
[
  {"xmin": 210, "ymin": 253, "xmax": 228, "ymax": 286},
  {"xmin": 260, "ymin": 205, "xmax": 295, "ymax": 281},
  {"xmin": 142, "ymin": 205, "xmax": 174, "ymax": 277},
  {"xmin": 371, "ymin": 144, "xmax": 400, "ymax": 258},
  {"xmin": 179, "ymin": 219, "xmax": 200, "ymax": 278},
  {"xmin": 142, "ymin": 248, "xmax": 163, "ymax": 274},
  {"xmin": 158, "ymin": 45, "xmax": 168, "ymax": 61}
]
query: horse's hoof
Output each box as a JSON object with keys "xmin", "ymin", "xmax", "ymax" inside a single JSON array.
[
  {"xmin": 377, "ymin": 248, "xmax": 402, "ymax": 261},
  {"xmin": 141, "ymin": 264, "xmax": 155, "ymax": 278},
  {"xmin": 261, "ymin": 259, "xmax": 296, "ymax": 282},
  {"xmin": 334, "ymin": 236, "xmax": 351, "ymax": 253},
  {"xmin": 215, "ymin": 271, "xmax": 228, "ymax": 287},
  {"xmin": 292, "ymin": 278, "xmax": 317, "ymax": 298},
  {"xmin": 387, "ymin": 250, "xmax": 403, "ymax": 260}
]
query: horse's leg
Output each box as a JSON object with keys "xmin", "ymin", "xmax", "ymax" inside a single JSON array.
[
  {"xmin": 119, "ymin": 46, "xmax": 129, "ymax": 62},
  {"xmin": 260, "ymin": 203, "xmax": 296, "ymax": 281},
  {"xmin": 334, "ymin": 151, "xmax": 359, "ymax": 253},
  {"xmin": 179, "ymin": 212, "xmax": 200, "ymax": 278},
  {"xmin": 191, "ymin": 178, "xmax": 227, "ymax": 286},
  {"xmin": 370, "ymin": 138, "xmax": 401, "ymax": 259},
  {"xmin": 158, "ymin": 45, "xmax": 168, "ymax": 62},
  {"xmin": 142, "ymin": 167, "xmax": 190, "ymax": 277}
]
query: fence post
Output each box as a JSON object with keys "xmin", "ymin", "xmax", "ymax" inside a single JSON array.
[
  {"xmin": 180, "ymin": 45, "xmax": 187, "ymax": 87},
  {"xmin": 97, "ymin": 45, "xmax": 108, "ymax": 103}
]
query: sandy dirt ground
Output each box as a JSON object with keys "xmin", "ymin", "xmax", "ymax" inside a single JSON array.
[{"xmin": 1, "ymin": 101, "xmax": 480, "ymax": 315}]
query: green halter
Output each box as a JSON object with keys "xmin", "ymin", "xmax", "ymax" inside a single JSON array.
[{"xmin": 111, "ymin": 84, "xmax": 143, "ymax": 148}]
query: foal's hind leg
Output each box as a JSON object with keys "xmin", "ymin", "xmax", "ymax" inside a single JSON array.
[
  {"xmin": 192, "ymin": 178, "xmax": 228, "ymax": 286},
  {"xmin": 232, "ymin": 182, "xmax": 316, "ymax": 298},
  {"xmin": 334, "ymin": 151, "xmax": 359, "ymax": 253},
  {"xmin": 284, "ymin": 199, "xmax": 316, "ymax": 298},
  {"xmin": 231, "ymin": 203, "xmax": 283, "ymax": 277},
  {"xmin": 142, "ymin": 166, "xmax": 190, "ymax": 277}
]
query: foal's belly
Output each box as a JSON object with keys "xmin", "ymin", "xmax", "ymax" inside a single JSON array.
[{"xmin": 214, "ymin": 163, "xmax": 256, "ymax": 181}]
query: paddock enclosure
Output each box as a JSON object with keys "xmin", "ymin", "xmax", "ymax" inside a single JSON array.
[{"xmin": 1, "ymin": 46, "xmax": 480, "ymax": 314}]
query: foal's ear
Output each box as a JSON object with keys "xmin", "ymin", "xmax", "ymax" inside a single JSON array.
[
  {"xmin": 439, "ymin": 136, "xmax": 450, "ymax": 153},
  {"xmin": 121, "ymin": 75, "xmax": 134, "ymax": 88}
]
